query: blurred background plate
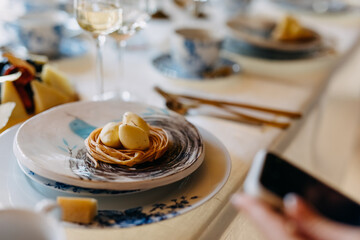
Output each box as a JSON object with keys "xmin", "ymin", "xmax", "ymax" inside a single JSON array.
[
  {"xmin": 270, "ymin": 0, "xmax": 352, "ymax": 14},
  {"xmin": 152, "ymin": 53, "xmax": 241, "ymax": 80},
  {"xmin": 226, "ymin": 15, "xmax": 322, "ymax": 53},
  {"xmin": 223, "ymin": 37, "xmax": 334, "ymax": 60}
]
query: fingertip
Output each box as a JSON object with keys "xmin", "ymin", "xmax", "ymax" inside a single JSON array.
[
  {"xmin": 283, "ymin": 193, "xmax": 299, "ymax": 213},
  {"xmin": 284, "ymin": 194, "xmax": 315, "ymax": 221},
  {"xmin": 230, "ymin": 193, "xmax": 245, "ymax": 208}
]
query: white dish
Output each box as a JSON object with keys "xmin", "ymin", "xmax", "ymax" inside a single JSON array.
[
  {"xmin": 1, "ymin": 124, "xmax": 231, "ymax": 228},
  {"xmin": 14, "ymin": 101, "xmax": 205, "ymax": 191}
]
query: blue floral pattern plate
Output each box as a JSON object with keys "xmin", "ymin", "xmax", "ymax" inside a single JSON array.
[
  {"xmin": 152, "ymin": 53, "xmax": 241, "ymax": 80},
  {"xmin": 14, "ymin": 101, "xmax": 205, "ymax": 191},
  {"xmin": 3, "ymin": 124, "xmax": 231, "ymax": 228},
  {"xmin": 17, "ymin": 160, "xmax": 140, "ymax": 196}
]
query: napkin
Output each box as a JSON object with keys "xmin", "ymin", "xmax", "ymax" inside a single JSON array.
[
  {"xmin": 158, "ymin": 74, "xmax": 313, "ymax": 119},
  {"xmin": 0, "ymin": 102, "xmax": 15, "ymax": 131}
]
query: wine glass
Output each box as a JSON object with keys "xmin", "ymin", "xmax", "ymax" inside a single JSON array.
[
  {"xmin": 105, "ymin": 0, "xmax": 150, "ymax": 101},
  {"xmin": 74, "ymin": 0, "xmax": 122, "ymax": 100}
]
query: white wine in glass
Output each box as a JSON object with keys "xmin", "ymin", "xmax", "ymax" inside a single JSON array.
[{"xmin": 74, "ymin": 0, "xmax": 122, "ymax": 99}]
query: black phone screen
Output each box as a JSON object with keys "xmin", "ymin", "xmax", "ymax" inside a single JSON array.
[{"xmin": 259, "ymin": 152, "xmax": 360, "ymax": 226}]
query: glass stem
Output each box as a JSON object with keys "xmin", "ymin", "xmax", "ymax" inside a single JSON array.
[
  {"xmin": 116, "ymin": 39, "xmax": 129, "ymax": 98},
  {"xmin": 95, "ymin": 35, "xmax": 106, "ymax": 98}
]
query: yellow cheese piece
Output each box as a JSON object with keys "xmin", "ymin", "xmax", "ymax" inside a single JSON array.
[
  {"xmin": 1, "ymin": 81, "xmax": 28, "ymax": 121},
  {"xmin": 272, "ymin": 15, "xmax": 315, "ymax": 41},
  {"xmin": 31, "ymin": 80, "xmax": 69, "ymax": 114},
  {"xmin": 41, "ymin": 64, "xmax": 76, "ymax": 100},
  {"xmin": 57, "ymin": 197, "xmax": 97, "ymax": 224}
]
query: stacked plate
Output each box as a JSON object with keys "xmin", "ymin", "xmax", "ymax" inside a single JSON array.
[
  {"xmin": 13, "ymin": 100, "xmax": 211, "ymax": 195},
  {"xmin": 224, "ymin": 15, "xmax": 331, "ymax": 60},
  {"xmin": 1, "ymin": 99, "xmax": 231, "ymax": 228}
]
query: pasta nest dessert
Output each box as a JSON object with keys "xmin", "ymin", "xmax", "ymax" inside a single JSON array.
[{"xmin": 84, "ymin": 112, "xmax": 169, "ymax": 168}]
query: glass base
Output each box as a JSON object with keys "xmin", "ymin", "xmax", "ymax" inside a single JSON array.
[{"xmin": 101, "ymin": 90, "xmax": 137, "ymax": 102}]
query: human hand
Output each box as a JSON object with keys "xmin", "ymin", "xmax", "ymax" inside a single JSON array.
[{"xmin": 231, "ymin": 193, "xmax": 360, "ymax": 240}]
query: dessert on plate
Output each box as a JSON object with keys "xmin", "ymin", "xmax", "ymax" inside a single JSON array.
[{"xmin": 0, "ymin": 53, "xmax": 77, "ymax": 133}]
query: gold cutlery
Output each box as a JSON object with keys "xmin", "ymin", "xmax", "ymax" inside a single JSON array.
[
  {"xmin": 154, "ymin": 86, "xmax": 302, "ymax": 118},
  {"xmin": 154, "ymin": 86, "xmax": 293, "ymax": 129}
]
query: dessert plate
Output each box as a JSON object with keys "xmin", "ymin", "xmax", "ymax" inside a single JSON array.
[
  {"xmin": 152, "ymin": 53, "xmax": 241, "ymax": 80},
  {"xmin": 14, "ymin": 101, "xmax": 205, "ymax": 191},
  {"xmin": 226, "ymin": 16, "xmax": 322, "ymax": 53},
  {"xmin": 3, "ymin": 124, "xmax": 231, "ymax": 228}
]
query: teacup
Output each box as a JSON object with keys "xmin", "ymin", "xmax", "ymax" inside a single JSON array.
[
  {"xmin": 0, "ymin": 200, "xmax": 65, "ymax": 240},
  {"xmin": 171, "ymin": 27, "xmax": 223, "ymax": 74},
  {"xmin": 13, "ymin": 10, "xmax": 69, "ymax": 58}
]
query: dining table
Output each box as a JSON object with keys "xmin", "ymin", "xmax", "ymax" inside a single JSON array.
[{"xmin": 1, "ymin": 0, "xmax": 360, "ymax": 239}]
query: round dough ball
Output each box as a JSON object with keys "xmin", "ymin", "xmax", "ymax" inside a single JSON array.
[
  {"xmin": 122, "ymin": 112, "xmax": 150, "ymax": 136},
  {"xmin": 119, "ymin": 124, "xmax": 150, "ymax": 150},
  {"xmin": 99, "ymin": 122, "xmax": 122, "ymax": 148}
]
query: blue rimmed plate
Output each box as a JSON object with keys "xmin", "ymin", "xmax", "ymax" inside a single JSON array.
[
  {"xmin": 17, "ymin": 160, "xmax": 140, "ymax": 196},
  {"xmin": 14, "ymin": 101, "xmax": 205, "ymax": 191},
  {"xmin": 2, "ymin": 124, "xmax": 231, "ymax": 228},
  {"xmin": 152, "ymin": 53, "xmax": 241, "ymax": 80}
]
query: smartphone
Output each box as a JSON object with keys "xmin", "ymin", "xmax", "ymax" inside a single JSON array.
[{"xmin": 244, "ymin": 150, "xmax": 360, "ymax": 226}]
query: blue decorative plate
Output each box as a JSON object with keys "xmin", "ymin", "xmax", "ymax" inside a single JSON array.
[
  {"xmin": 17, "ymin": 160, "xmax": 140, "ymax": 196},
  {"xmin": 3, "ymin": 124, "xmax": 231, "ymax": 228},
  {"xmin": 152, "ymin": 53, "xmax": 241, "ymax": 80},
  {"xmin": 58, "ymin": 38, "xmax": 88, "ymax": 59}
]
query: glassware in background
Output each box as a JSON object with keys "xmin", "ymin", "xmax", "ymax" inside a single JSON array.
[
  {"xmin": 74, "ymin": 0, "xmax": 122, "ymax": 100},
  {"xmin": 149, "ymin": 0, "xmax": 170, "ymax": 19},
  {"xmin": 105, "ymin": 0, "xmax": 150, "ymax": 101},
  {"xmin": 192, "ymin": 0, "xmax": 208, "ymax": 18}
]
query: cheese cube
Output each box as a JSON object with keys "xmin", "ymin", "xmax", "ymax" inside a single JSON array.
[
  {"xmin": 41, "ymin": 64, "xmax": 76, "ymax": 100},
  {"xmin": 57, "ymin": 197, "xmax": 97, "ymax": 224},
  {"xmin": 31, "ymin": 80, "xmax": 70, "ymax": 114},
  {"xmin": 1, "ymin": 81, "xmax": 28, "ymax": 121}
]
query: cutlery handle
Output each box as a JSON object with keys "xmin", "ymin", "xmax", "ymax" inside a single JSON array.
[
  {"xmin": 219, "ymin": 104, "xmax": 291, "ymax": 129},
  {"xmin": 178, "ymin": 95, "xmax": 301, "ymax": 119}
]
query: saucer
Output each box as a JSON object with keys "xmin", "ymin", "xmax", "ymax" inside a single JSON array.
[{"xmin": 152, "ymin": 53, "xmax": 241, "ymax": 80}]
